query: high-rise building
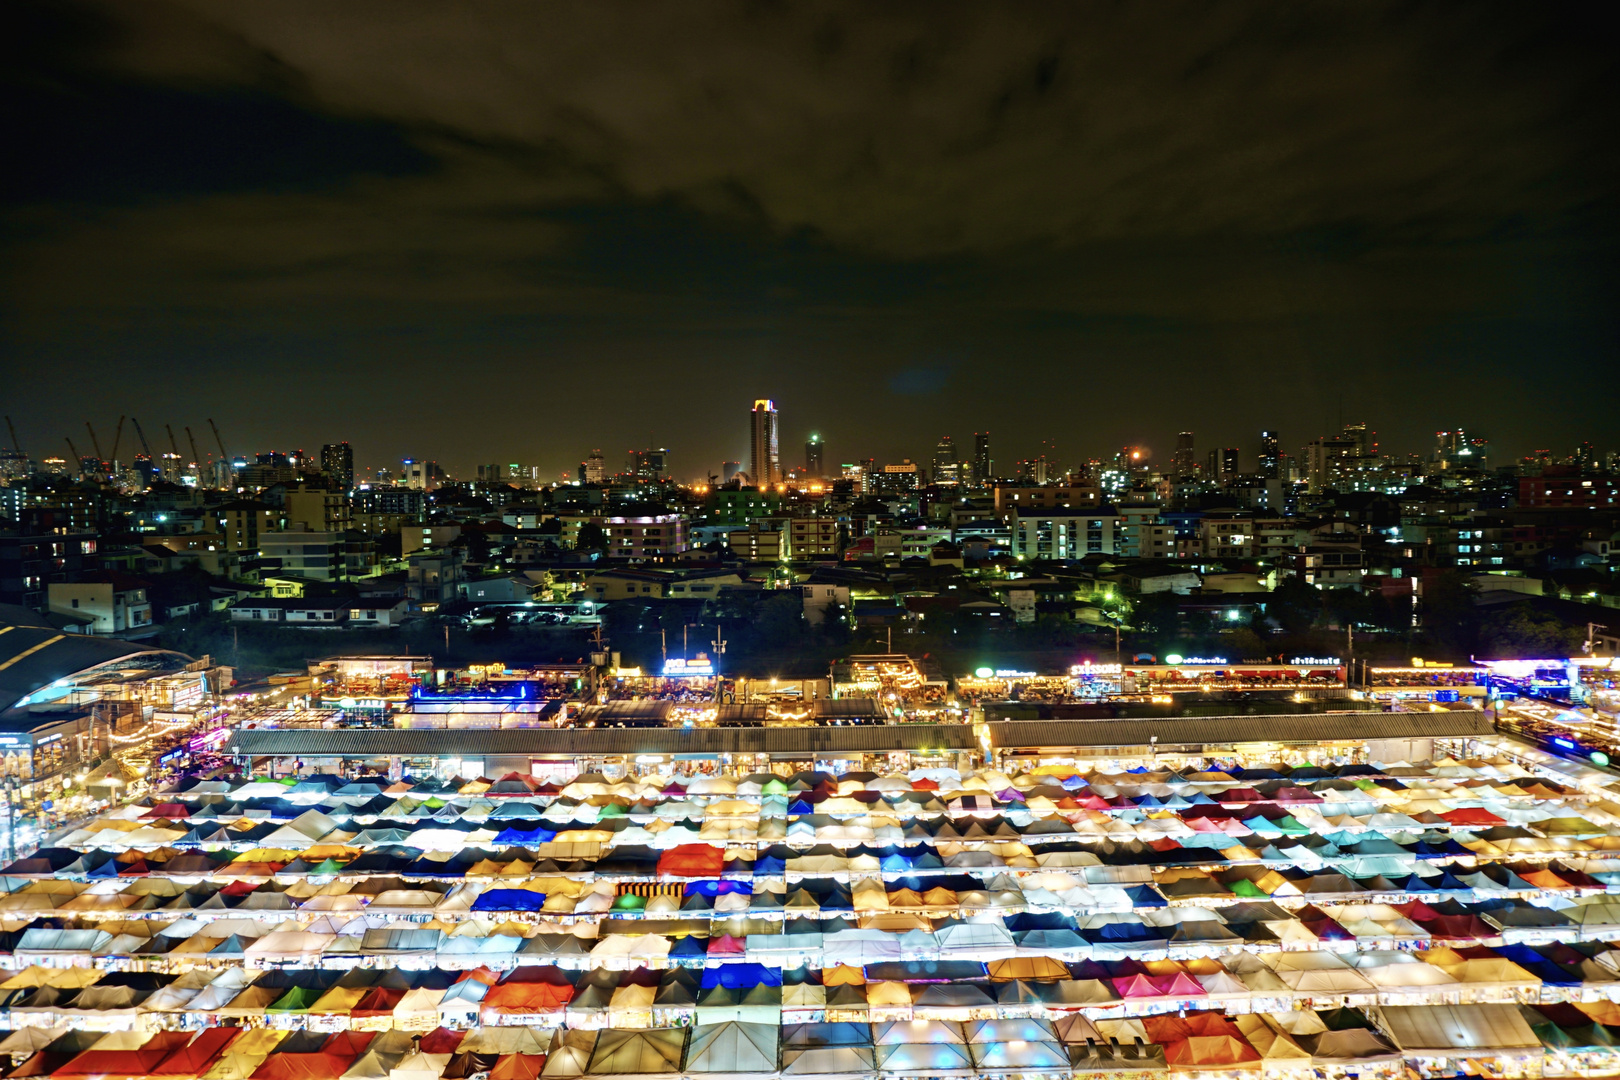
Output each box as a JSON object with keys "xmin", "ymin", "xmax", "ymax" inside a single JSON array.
[
  {"xmin": 973, "ymin": 432, "xmax": 991, "ymax": 487},
  {"xmin": 1305, "ymin": 423, "xmax": 1377, "ymax": 493},
  {"xmin": 1258, "ymin": 431, "xmax": 1280, "ymax": 479},
  {"xmin": 476, "ymin": 464, "xmax": 502, "ymax": 483},
  {"xmin": 840, "ymin": 463, "xmax": 866, "ymax": 493},
  {"xmin": 750, "ymin": 399, "xmax": 780, "ymax": 487},
  {"xmin": 1171, "ymin": 432, "xmax": 1196, "ymax": 479},
  {"xmin": 580, "ymin": 450, "xmax": 604, "ymax": 484},
  {"xmin": 1434, "ymin": 430, "xmax": 1487, "ymax": 471},
  {"xmin": 631, "ymin": 448, "xmax": 669, "ymax": 481},
  {"xmin": 721, "ymin": 460, "xmax": 742, "ymax": 484},
  {"xmin": 402, "ymin": 459, "xmax": 444, "ymax": 492},
  {"xmin": 932, "ymin": 435, "xmax": 963, "ymax": 486},
  {"xmin": 1207, "ymin": 447, "xmax": 1239, "ymax": 482},
  {"xmin": 873, "ymin": 460, "xmax": 920, "ymax": 495},
  {"xmin": 805, "ymin": 434, "xmax": 824, "ymax": 477}
]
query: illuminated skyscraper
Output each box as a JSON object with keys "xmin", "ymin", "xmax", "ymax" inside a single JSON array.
[
  {"xmin": 805, "ymin": 433, "xmax": 824, "ymax": 477},
  {"xmin": 320, "ymin": 442, "xmax": 354, "ymax": 490},
  {"xmin": 933, "ymin": 435, "xmax": 963, "ymax": 486},
  {"xmin": 1171, "ymin": 431, "xmax": 1196, "ymax": 479},
  {"xmin": 750, "ymin": 399, "xmax": 780, "ymax": 486},
  {"xmin": 1259, "ymin": 430, "xmax": 1280, "ymax": 479},
  {"xmin": 973, "ymin": 432, "xmax": 991, "ymax": 486}
]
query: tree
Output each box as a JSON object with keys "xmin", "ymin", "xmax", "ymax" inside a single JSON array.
[
  {"xmin": 1266, "ymin": 576, "xmax": 1322, "ymax": 636},
  {"xmin": 755, "ymin": 593, "xmax": 807, "ymax": 650},
  {"xmin": 1130, "ymin": 593, "xmax": 1183, "ymax": 638},
  {"xmin": 1420, "ymin": 570, "xmax": 1479, "ymax": 655},
  {"xmin": 1479, "ymin": 606, "xmax": 1585, "ymax": 658},
  {"xmin": 575, "ymin": 522, "xmax": 609, "ymax": 551}
]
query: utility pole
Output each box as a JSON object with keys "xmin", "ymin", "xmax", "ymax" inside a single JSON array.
[
  {"xmin": 3, "ymin": 778, "xmax": 14, "ymax": 863},
  {"xmin": 1586, "ymin": 623, "xmax": 1608, "ymax": 656},
  {"xmin": 711, "ymin": 626, "xmax": 727, "ymax": 703}
]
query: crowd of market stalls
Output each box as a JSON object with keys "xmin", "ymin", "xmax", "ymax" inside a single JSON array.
[{"xmin": 8, "ymin": 753, "xmax": 1620, "ymax": 1078}]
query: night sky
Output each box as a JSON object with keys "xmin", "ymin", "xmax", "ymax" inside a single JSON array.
[{"xmin": 4, "ymin": 1, "xmax": 1618, "ymax": 480}]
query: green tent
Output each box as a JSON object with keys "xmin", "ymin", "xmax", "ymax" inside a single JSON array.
[{"xmin": 266, "ymin": 984, "xmax": 323, "ymax": 1013}]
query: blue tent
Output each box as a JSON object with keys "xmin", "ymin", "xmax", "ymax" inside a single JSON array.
[
  {"xmin": 470, "ymin": 889, "xmax": 547, "ymax": 913},
  {"xmin": 701, "ymin": 963, "xmax": 781, "ymax": 988}
]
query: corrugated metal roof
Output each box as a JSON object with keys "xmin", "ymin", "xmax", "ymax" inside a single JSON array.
[
  {"xmin": 715, "ymin": 704, "xmax": 767, "ymax": 722},
  {"xmin": 990, "ymin": 711, "xmax": 1492, "ymax": 749},
  {"xmin": 575, "ymin": 700, "xmax": 673, "ymax": 722},
  {"xmin": 813, "ymin": 698, "xmax": 883, "ymax": 718},
  {"xmin": 231, "ymin": 723, "xmax": 980, "ymax": 758}
]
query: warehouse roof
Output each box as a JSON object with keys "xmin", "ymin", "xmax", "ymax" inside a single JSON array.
[
  {"xmin": 230, "ymin": 723, "xmax": 980, "ymax": 758},
  {"xmin": 988, "ymin": 711, "xmax": 1493, "ymax": 750},
  {"xmin": 0, "ymin": 605, "xmax": 191, "ymax": 730}
]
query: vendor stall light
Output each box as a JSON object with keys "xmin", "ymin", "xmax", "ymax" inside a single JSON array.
[{"xmin": 1164, "ymin": 654, "xmax": 1184, "ymax": 666}]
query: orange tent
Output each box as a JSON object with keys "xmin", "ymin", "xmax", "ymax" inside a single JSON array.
[
  {"xmin": 658, "ymin": 844, "xmax": 725, "ymax": 877},
  {"xmin": 1163, "ymin": 1035, "xmax": 1262, "ymax": 1068},
  {"xmin": 489, "ymin": 1054, "xmax": 547, "ymax": 1080}
]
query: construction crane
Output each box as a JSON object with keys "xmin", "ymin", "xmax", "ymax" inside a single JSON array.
[
  {"xmin": 65, "ymin": 436, "xmax": 83, "ymax": 473},
  {"xmin": 208, "ymin": 418, "xmax": 227, "ymax": 462},
  {"xmin": 186, "ymin": 426, "xmax": 203, "ymax": 479},
  {"xmin": 85, "ymin": 421, "xmax": 104, "ymax": 463},
  {"xmin": 108, "ymin": 416, "xmax": 126, "ymax": 463},
  {"xmin": 131, "ymin": 417, "xmax": 153, "ymax": 460},
  {"xmin": 4, "ymin": 416, "xmax": 22, "ymax": 458},
  {"xmin": 166, "ymin": 424, "xmax": 181, "ymax": 482}
]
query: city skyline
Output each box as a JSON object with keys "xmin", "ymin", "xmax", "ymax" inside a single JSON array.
[{"xmin": 6, "ymin": 408, "xmax": 1611, "ymax": 488}]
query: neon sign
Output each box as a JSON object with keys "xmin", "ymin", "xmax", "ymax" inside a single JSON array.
[
  {"xmin": 1069, "ymin": 663, "xmax": 1123, "ymax": 676},
  {"xmin": 1288, "ymin": 657, "xmax": 1341, "ymax": 666},
  {"xmin": 664, "ymin": 658, "xmax": 715, "ymax": 677}
]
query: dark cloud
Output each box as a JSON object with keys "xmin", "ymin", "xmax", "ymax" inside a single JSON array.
[{"xmin": 2, "ymin": 0, "xmax": 1617, "ymax": 475}]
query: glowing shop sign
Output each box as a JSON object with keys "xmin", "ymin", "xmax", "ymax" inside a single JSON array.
[
  {"xmin": 1069, "ymin": 663, "xmax": 1123, "ymax": 676},
  {"xmin": 993, "ymin": 669, "xmax": 1036, "ymax": 679},
  {"xmin": 1288, "ymin": 656, "xmax": 1341, "ymax": 666},
  {"xmin": 664, "ymin": 658, "xmax": 715, "ymax": 677},
  {"xmin": 1170, "ymin": 657, "xmax": 1227, "ymax": 666}
]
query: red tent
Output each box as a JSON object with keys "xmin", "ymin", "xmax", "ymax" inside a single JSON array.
[
  {"xmin": 419, "ymin": 1030, "xmax": 467, "ymax": 1055},
  {"xmin": 142, "ymin": 803, "xmax": 192, "ymax": 819},
  {"xmin": 1151, "ymin": 972, "xmax": 1208, "ymax": 997},
  {"xmin": 350, "ymin": 986, "xmax": 406, "ymax": 1017},
  {"xmin": 58, "ymin": 1033, "xmax": 194, "ymax": 1078},
  {"xmin": 658, "ymin": 843, "xmax": 725, "ymax": 877},
  {"xmin": 321, "ymin": 1033, "xmax": 376, "ymax": 1059},
  {"xmin": 152, "ymin": 1028, "xmax": 243, "ymax": 1076},
  {"xmin": 1146, "ymin": 1012, "xmax": 1243, "ymax": 1043},
  {"xmin": 1439, "ymin": 807, "xmax": 1506, "ymax": 827},
  {"xmin": 483, "ymin": 966, "xmax": 576, "ymax": 1012}
]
